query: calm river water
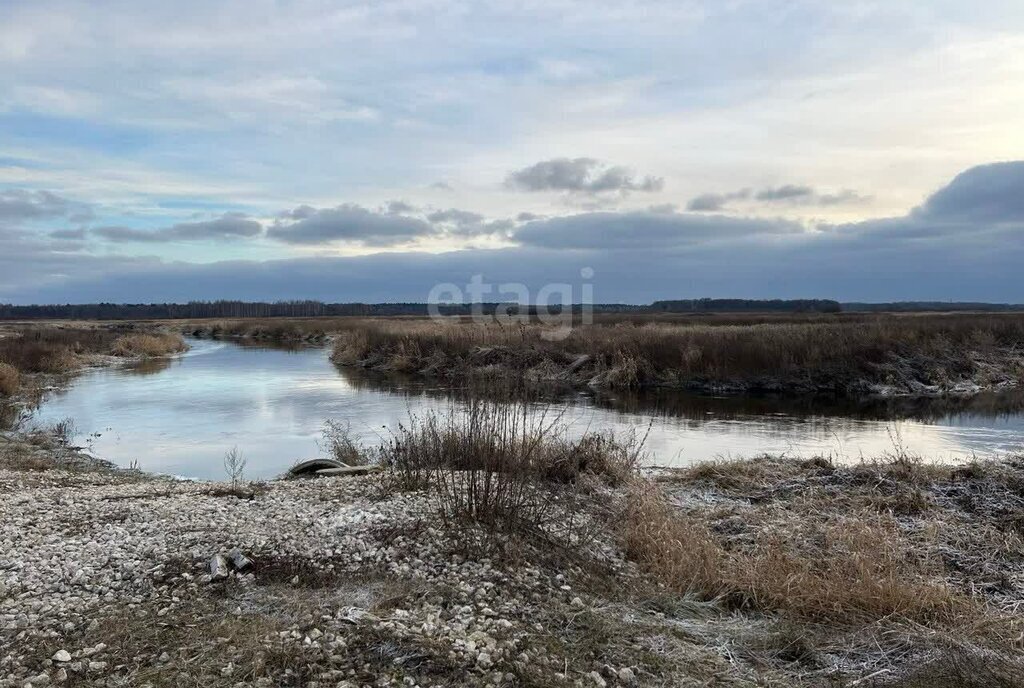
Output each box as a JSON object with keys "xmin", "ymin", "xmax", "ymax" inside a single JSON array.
[{"xmin": 27, "ymin": 338, "xmax": 1024, "ymax": 479}]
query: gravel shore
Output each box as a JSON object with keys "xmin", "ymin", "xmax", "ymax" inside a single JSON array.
[
  {"xmin": 4, "ymin": 431, "xmax": 1023, "ymax": 687},
  {"xmin": 0, "ymin": 434, "xmax": 744, "ymax": 688}
]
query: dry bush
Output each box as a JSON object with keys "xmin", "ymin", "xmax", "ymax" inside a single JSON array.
[
  {"xmin": 319, "ymin": 419, "xmax": 369, "ymax": 466},
  {"xmin": 0, "ymin": 362, "xmax": 19, "ymax": 396},
  {"xmin": 222, "ymin": 446, "xmax": 248, "ymax": 493},
  {"xmin": 378, "ymin": 398, "xmax": 642, "ymax": 535},
  {"xmin": 188, "ymin": 319, "xmax": 327, "ymax": 341},
  {"xmin": 110, "ymin": 332, "xmax": 188, "ymax": 357}
]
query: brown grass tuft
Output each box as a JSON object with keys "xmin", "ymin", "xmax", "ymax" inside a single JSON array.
[
  {"xmin": 110, "ymin": 332, "xmax": 188, "ymax": 357},
  {"xmin": 620, "ymin": 480, "xmax": 979, "ymax": 627},
  {"xmin": 0, "ymin": 362, "xmax": 19, "ymax": 396}
]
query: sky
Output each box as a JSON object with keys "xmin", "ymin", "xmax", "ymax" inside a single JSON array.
[{"xmin": 2, "ymin": 0, "xmax": 1024, "ymax": 305}]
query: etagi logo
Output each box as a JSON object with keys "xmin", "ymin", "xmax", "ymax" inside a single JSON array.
[{"xmin": 426, "ymin": 268, "xmax": 595, "ymax": 340}]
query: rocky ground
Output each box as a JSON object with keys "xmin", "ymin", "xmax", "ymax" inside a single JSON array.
[
  {"xmin": 0, "ymin": 433, "xmax": 752, "ymax": 688},
  {"xmin": 3, "ymin": 430, "xmax": 1024, "ymax": 687}
]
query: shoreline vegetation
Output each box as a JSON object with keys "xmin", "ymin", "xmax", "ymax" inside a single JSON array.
[
  {"xmin": 323, "ymin": 313, "xmax": 1024, "ymax": 398},
  {"xmin": 176, "ymin": 312, "xmax": 1024, "ymax": 398},
  {"xmin": 2, "ymin": 397, "xmax": 1023, "ymax": 686},
  {"xmin": 0, "ymin": 324, "xmax": 187, "ymax": 401}
]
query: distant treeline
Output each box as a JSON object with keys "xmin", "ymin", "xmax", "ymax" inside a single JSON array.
[
  {"xmin": 841, "ymin": 302, "xmax": 1024, "ymax": 312},
  {"xmin": 0, "ymin": 298, "xmax": 1021, "ymax": 320},
  {"xmin": 650, "ymin": 299, "xmax": 841, "ymax": 313}
]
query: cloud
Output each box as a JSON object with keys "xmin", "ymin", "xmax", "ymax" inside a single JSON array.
[
  {"xmin": 426, "ymin": 208, "xmax": 485, "ymax": 226},
  {"xmin": 514, "ymin": 209, "xmax": 802, "ymax": 250},
  {"xmin": 505, "ymin": 158, "xmax": 664, "ymax": 195},
  {"xmin": 686, "ymin": 190, "xmax": 751, "ymax": 211},
  {"xmin": 4, "ymin": 161, "xmax": 1024, "ymax": 305},
  {"xmin": 688, "ymin": 185, "xmax": 866, "ymax": 211},
  {"xmin": 914, "ymin": 161, "xmax": 1024, "ymax": 223},
  {"xmin": 754, "ymin": 185, "xmax": 814, "ymax": 201},
  {"xmin": 0, "ymin": 189, "xmax": 92, "ymax": 223},
  {"xmin": 93, "ymin": 213, "xmax": 262, "ymax": 243},
  {"xmin": 267, "ymin": 204, "xmax": 434, "ymax": 246},
  {"xmin": 385, "ymin": 200, "xmax": 417, "ymax": 215},
  {"xmin": 48, "ymin": 228, "xmax": 86, "ymax": 240}
]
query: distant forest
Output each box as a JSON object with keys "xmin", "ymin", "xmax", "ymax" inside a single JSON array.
[{"xmin": 0, "ymin": 298, "xmax": 1021, "ymax": 320}]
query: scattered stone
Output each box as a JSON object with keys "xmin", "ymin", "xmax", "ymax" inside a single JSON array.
[
  {"xmin": 210, "ymin": 554, "xmax": 230, "ymax": 581},
  {"xmin": 52, "ymin": 650, "xmax": 71, "ymax": 663},
  {"xmin": 227, "ymin": 548, "xmax": 252, "ymax": 571}
]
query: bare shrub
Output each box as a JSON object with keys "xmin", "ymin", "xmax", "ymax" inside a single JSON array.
[
  {"xmin": 0, "ymin": 326, "xmax": 118, "ymax": 373},
  {"xmin": 378, "ymin": 398, "xmax": 643, "ymax": 539},
  {"xmin": 319, "ymin": 419, "xmax": 368, "ymax": 466},
  {"xmin": 223, "ymin": 446, "xmax": 248, "ymax": 493},
  {"xmin": 49, "ymin": 417, "xmax": 78, "ymax": 446}
]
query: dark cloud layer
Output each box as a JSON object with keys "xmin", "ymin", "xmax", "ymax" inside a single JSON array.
[
  {"xmin": 267, "ymin": 204, "xmax": 433, "ymax": 245},
  {"xmin": 514, "ymin": 210, "xmax": 801, "ymax": 249},
  {"xmin": 506, "ymin": 158, "xmax": 664, "ymax": 195},
  {"xmin": 3, "ymin": 161, "xmax": 1024, "ymax": 304},
  {"xmin": 93, "ymin": 213, "xmax": 262, "ymax": 243},
  {"xmin": 687, "ymin": 185, "xmax": 866, "ymax": 211},
  {"xmin": 915, "ymin": 161, "xmax": 1024, "ymax": 223},
  {"xmin": 0, "ymin": 189, "xmax": 93, "ymax": 224}
]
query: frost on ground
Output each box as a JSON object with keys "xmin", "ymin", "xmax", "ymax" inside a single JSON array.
[{"xmin": 2, "ymin": 431, "xmax": 1024, "ymax": 687}]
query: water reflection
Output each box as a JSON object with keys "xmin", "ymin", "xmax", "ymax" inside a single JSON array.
[{"xmin": 26, "ymin": 338, "xmax": 1024, "ymax": 479}]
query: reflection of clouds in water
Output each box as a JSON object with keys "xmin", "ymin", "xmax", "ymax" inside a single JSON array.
[{"xmin": 28, "ymin": 338, "xmax": 1024, "ymax": 479}]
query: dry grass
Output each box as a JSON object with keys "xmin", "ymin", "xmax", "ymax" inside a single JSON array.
[
  {"xmin": 629, "ymin": 453, "xmax": 1024, "ymax": 651},
  {"xmin": 187, "ymin": 319, "xmax": 328, "ymax": 341},
  {"xmin": 619, "ymin": 482, "xmax": 726, "ymax": 597},
  {"xmin": 0, "ymin": 362, "xmax": 18, "ymax": 396},
  {"xmin": 327, "ymin": 312, "xmax": 1024, "ymax": 392},
  {"xmin": 110, "ymin": 332, "xmax": 188, "ymax": 357},
  {"xmin": 0, "ymin": 325, "xmax": 186, "ymax": 379}
]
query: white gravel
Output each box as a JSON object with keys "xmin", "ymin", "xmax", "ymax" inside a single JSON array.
[{"xmin": 0, "ymin": 447, "xmax": 704, "ymax": 687}]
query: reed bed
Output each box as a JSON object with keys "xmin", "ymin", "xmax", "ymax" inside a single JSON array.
[
  {"xmin": 329, "ymin": 312, "xmax": 1024, "ymax": 393},
  {"xmin": 0, "ymin": 325, "xmax": 187, "ymax": 396}
]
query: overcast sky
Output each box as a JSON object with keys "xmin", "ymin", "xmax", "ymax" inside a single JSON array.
[{"xmin": 2, "ymin": 1, "xmax": 1024, "ymax": 304}]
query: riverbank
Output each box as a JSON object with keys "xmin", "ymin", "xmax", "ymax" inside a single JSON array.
[
  {"xmin": 327, "ymin": 314, "xmax": 1024, "ymax": 399},
  {"xmin": 0, "ymin": 324, "xmax": 188, "ymax": 405},
  {"xmin": 2, "ymin": 418, "xmax": 1022, "ymax": 687}
]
